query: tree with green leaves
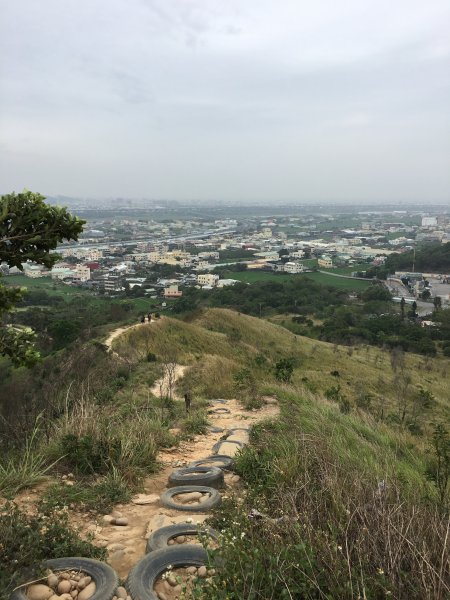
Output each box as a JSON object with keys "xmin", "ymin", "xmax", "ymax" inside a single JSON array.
[{"xmin": 0, "ymin": 191, "xmax": 84, "ymax": 366}]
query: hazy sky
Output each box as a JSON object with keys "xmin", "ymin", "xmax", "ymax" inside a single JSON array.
[{"xmin": 1, "ymin": 0, "xmax": 449, "ymax": 203}]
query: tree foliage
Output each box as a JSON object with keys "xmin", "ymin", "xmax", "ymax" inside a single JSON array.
[{"xmin": 0, "ymin": 191, "xmax": 84, "ymax": 366}]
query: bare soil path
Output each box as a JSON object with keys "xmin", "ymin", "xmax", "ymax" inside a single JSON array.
[{"xmin": 94, "ymin": 397, "xmax": 279, "ymax": 579}]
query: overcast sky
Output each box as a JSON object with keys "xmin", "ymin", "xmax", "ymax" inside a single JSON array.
[{"xmin": 1, "ymin": 0, "xmax": 449, "ymax": 203}]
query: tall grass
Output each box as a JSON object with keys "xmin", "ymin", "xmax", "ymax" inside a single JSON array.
[
  {"xmin": 0, "ymin": 420, "xmax": 60, "ymax": 497},
  {"xmin": 201, "ymin": 391, "xmax": 450, "ymax": 599}
]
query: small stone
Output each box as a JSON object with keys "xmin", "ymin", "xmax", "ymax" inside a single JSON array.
[
  {"xmin": 48, "ymin": 595, "xmax": 59, "ymax": 600},
  {"xmin": 231, "ymin": 475, "xmax": 241, "ymax": 483},
  {"xmin": 112, "ymin": 517, "xmax": 128, "ymax": 526},
  {"xmin": 176, "ymin": 535, "xmax": 186, "ymax": 544},
  {"xmin": 59, "ymin": 594, "xmax": 73, "ymax": 600},
  {"xmin": 65, "ymin": 480, "xmax": 75, "ymax": 486},
  {"xmin": 77, "ymin": 582, "xmax": 96, "ymax": 600},
  {"xmin": 116, "ymin": 587, "xmax": 127, "ymax": 599},
  {"xmin": 186, "ymin": 567, "xmax": 197, "ymax": 575},
  {"xmin": 208, "ymin": 568, "xmax": 216, "ymax": 576},
  {"xmin": 107, "ymin": 542, "xmax": 125, "ymax": 552},
  {"xmin": 47, "ymin": 575, "xmax": 58, "ymax": 589},
  {"xmin": 173, "ymin": 585, "xmax": 182, "ymax": 594},
  {"xmin": 77, "ymin": 577, "xmax": 91, "ymax": 591},
  {"xmin": 27, "ymin": 585, "xmax": 54, "ymax": 600},
  {"xmin": 178, "ymin": 491, "xmax": 202, "ymax": 504},
  {"xmin": 131, "ymin": 494, "xmax": 159, "ymax": 505},
  {"xmin": 60, "ymin": 573, "xmax": 71, "ymax": 581},
  {"xmin": 103, "ymin": 515, "xmax": 114, "ymax": 524},
  {"xmin": 168, "ymin": 539, "xmax": 175, "ymax": 545},
  {"xmin": 197, "ymin": 566, "xmax": 207, "ymax": 578},
  {"xmin": 62, "ymin": 475, "xmax": 67, "ymax": 480},
  {"xmin": 157, "ymin": 593, "xmax": 168, "ymax": 600},
  {"xmin": 167, "ymin": 575, "xmax": 178, "ymax": 587},
  {"xmin": 71, "ymin": 590, "xmax": 78, "ymax": 598},
  {"xmin": 126, "ymin": 596, "xmax": 132, "ymax": 600},
  {"xmin": 68, "ymin": 472, "xmax": 74, "ymax": 478},
  {"xmin": 111, "ymin": 510, "xmax": 122, "ymax": 518}
]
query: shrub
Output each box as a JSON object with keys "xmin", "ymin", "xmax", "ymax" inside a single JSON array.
[
  {"xmin": 274, "ymin": 358, "xmax": 294, "ymax": 383},
  {"xmin": 181, "ymin": 410, "xmax": 209, "ymax": 435},
  {"xmin": 0, "ymin": 502, "xmax": 105, "ymax": 596},
  {"xmin": 43, "ymin": 468, "xmax": 131, "ymax": 513}
]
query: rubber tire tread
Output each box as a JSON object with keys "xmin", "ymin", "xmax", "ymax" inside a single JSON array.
[
  {"xmin": 189, "ymin": 454, "xmax": 234, "ymax": 471},
  {"xmin": 168, "ymin": 466, "xmax": 224, "ymax": 489},
  {"xmin": 160, "ymin": 485, "xmax": 221, "ymax": 512},
  {"xmin": 146, "ymin": 523, "xmax": 219, "ymax": 553},
  {"xmin": 127, "ymin": 545, "xmax": 208, "ymax": 600},
  {"xmin": 11, "ymin": 558, "xmax": 118, "ymax": 600}
]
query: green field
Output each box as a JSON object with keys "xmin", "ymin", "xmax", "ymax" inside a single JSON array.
[
  {"xmin": 2, "ymin": 275, "xmax": 92, "ymax": 297},
  {"xmin": 2, "ymin": 275, "xmax": 174, "ymax": 314},
  {"xmin": 226, "ymin": 269, "xmax": 371, "ymax": 290},
  {"xmin": 302, "ymin": 271, "xmax": 372, "ymax": 290}
]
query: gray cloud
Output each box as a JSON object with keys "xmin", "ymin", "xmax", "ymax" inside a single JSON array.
[{"xmin": 0, "ymin": 0, "xmax": 449, "ymax": 202}]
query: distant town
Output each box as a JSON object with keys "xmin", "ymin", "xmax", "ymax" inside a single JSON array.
[{"xmin": 2, "ymin": 205, "xmax": 450, "ymax": 310}]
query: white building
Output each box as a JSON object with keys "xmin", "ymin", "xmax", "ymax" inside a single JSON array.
[
  {"xmin": 422, "ymin": 217, "xmax": 437, "ymax": 228},
  {"xmin": 283, "ymin": 262, "xmax": 305, "ymax": 274},
  {"xmin": 197, "ymin": 273, "xmax": 219, "ymax": 287},
  {"xmin": 23, "ymin": 264, "xmax": 46, "ymax": 278}
]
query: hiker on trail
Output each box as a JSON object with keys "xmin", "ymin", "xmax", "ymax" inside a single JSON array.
[
  {"xmin": 184, "ymin": 391, "xmax": 192, "ymax": 414},
  {"xmin": 147, "ymin": 313, "xmax": 152, "ymax": 322},
  {"xmin": 140, "ymin": 315, "xmax": 145, "ymax": 323}
]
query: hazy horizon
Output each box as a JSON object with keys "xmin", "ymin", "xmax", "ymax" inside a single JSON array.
[{"xmin": 1, "ymin": 1, "xmax": 449, "ymax": 203}]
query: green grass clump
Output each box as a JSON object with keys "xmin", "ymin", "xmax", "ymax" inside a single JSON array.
[
  {"xmin": 42, "ymin": 468, "xmax": 131, "ymax": 513},
  {"xmin": 181, "ymin": 410, "xmax": 209, "ymax": 435},
  {"xmin": 0, "ymin": 502, "xmax": 105, "ymax": 596},
  {"xmin": 0, "ymin": 425, "xmax": 60, "ymax": 498}
]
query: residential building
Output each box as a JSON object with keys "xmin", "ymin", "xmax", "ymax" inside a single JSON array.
[
  {"xmin": 283, "ymin": 262, "xmax": 305, "ymax": 274},
  {"xmin": 164, "ymin": 284, "xmax": 182, "ymax": 298},
  {"xmin": 197, "ymin": 273, "xmax": 219, "ymax": 287},
  {"xmin": 318, "ymin": 256, "xmax": 333, "ymax": 268}
]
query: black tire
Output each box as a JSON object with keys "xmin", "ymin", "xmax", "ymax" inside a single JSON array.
[
  {"xmin": 207, "ymin": 425, "xmax": 224, "ymax": 433},
  {"xmin": 168, "ymin": 466, "xmax": 224, "ymax": 489},
  {"xmin": 228, "ymin": 427, "xmax": 249, "ymax": 434},
  {"xmin": 160, "ymin": 485, "xmax": 221, "ymax": 512},
  {"xmin": 10, "ymin": 558, "xmax": 118, "ymax": 600},
  {"xmin": 212, "ymin": 439, "xmax": 244, "ymax": 454},
  {"xmin": 211, "ymin": 399, "xmax": 228, "ymax": 404},
  {"xmin": 146, "ymin": 523, "xmax": 219, "ymax": 553},
  {"xmin": 208, "ymin": 407, "xmax": 231, "ymax": 414},
  {"xmin": 127, "ymin": 545, "xmax": 209, "ymax": 600},
  {"xmin": 189, "ymin": 455, "xmax": 234, "ymax": 471}
]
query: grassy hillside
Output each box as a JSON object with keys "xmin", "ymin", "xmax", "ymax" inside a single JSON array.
[
  {"xmin": 2, "ymin": 308, "xmax": 449, "ymax": 598},
  {"xmin": 114, "ymin": 309, "xmax": 450, "ymax": 427}
]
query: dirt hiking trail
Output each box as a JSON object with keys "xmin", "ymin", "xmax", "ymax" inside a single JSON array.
[{"xmin": 11, "ymin": 347, "xmax": 279, "ymax": 582}]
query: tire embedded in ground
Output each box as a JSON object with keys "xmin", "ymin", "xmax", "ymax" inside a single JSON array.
[
  {"xmin": 208, "ymin": 407, "xmax": 231, "ymax": 414},
  {"xmin": 168, "ymin": 466, "xmax": 224, "ymax": 489},
  {"xmin": 189, "ymin": 454, "xmax": 234, "ymax": 471},
  {"xmin": 126, "ymin": 545, "xmax": 209, "ymax": 600},
  {"xmin": 11, "ymin": 558, "xmax": 118, "ymax": 600},
  {"xmin": 207, "ymin": 425, "xmax": 224, "ymax": 433},
  {"xmin": 146, "ymin": 523, "xmax": 219, "ymax": 553},
  {"xmin": 160, "ymin": 485, "xmax": 221, "ymax": 512}
]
